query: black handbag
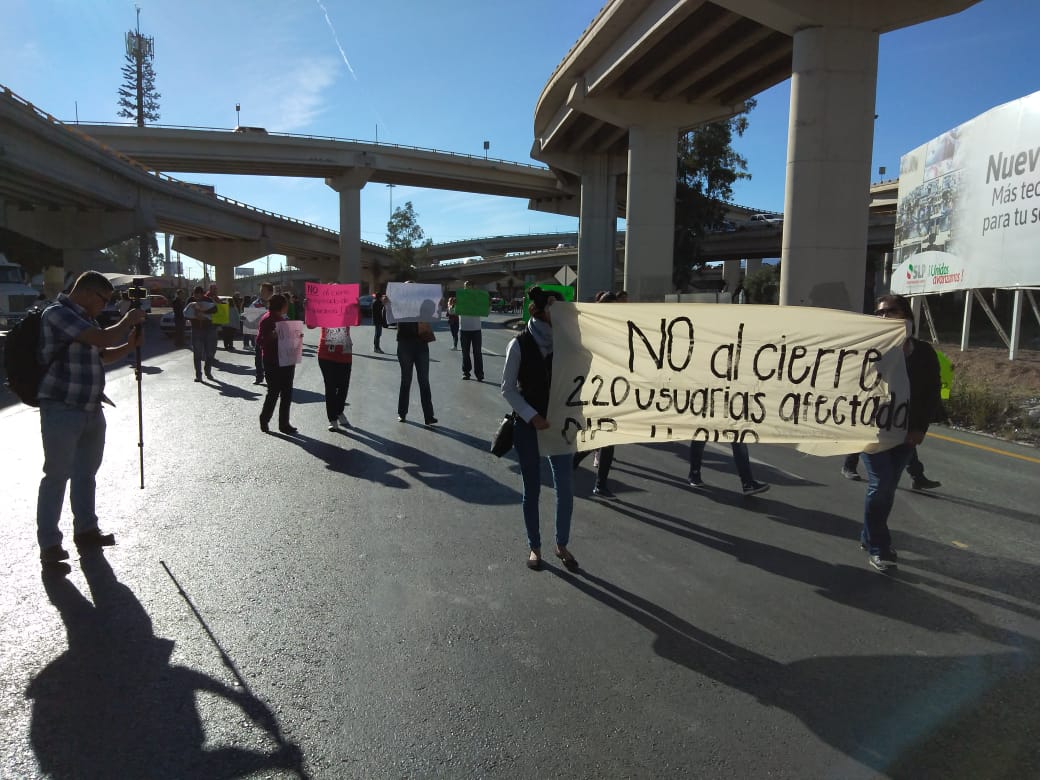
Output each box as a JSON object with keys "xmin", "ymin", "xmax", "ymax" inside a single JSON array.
[{"xmin": 491, "ymin": 413, "xmax": 515, "ymax": 457}]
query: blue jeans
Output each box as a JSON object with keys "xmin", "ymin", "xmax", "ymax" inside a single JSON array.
[
  {"xmin": 191, "ymin": 327, "xmax": 213, "ymax": 377},
  {"xmin": 513, "ymin": 417, "xmax": 573, "ymax": 550},
  {"xmin": 36, "ymin": 401, "xmax": 106, "ymax": 549},
  {"xmin": 397, "ymin": 340, "xmax": 434, "ymax": 421},
  {"xmin": 689, "ymin": 441, "xmax": 754, "ymax": 485},
  {"xmin": 460, "ymin": 330, "xmax": 483, "ymax": 378},
  {"xmin": 859, "ymin": 443, "xmax": 915, "ymax": 555}
]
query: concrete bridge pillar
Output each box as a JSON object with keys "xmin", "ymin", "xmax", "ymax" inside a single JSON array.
[
  {"xmin": 745, "ymin": 258, "xmax": 762, "ymax": 277},
  {"xmin": 723, "ymin": 259, "xmax": 742, "ymax": 298},
  {"xmin": 780, "ymin": 24, "xmax": 879, "ymax": 311},
  {"xmin": 623, "ymin": 123, "xmax": 680, "ymax": 302},
  {"xmin": 577, "ymin": 154, "xmax": 619, "ymax": 300},
  {"xmin": 326, "ymin": 170, "xmax": 374, "ymax": 284}
]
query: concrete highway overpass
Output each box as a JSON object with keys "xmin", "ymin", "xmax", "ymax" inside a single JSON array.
[{"xmin": 533, "ymin": 0, "xmax": 978, "ymax": 307}]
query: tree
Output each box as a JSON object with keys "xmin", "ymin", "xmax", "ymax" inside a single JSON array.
[
  {"xmin": 117, "ymin": 21, "xmax": 160, "ymax": 126},
  {"xmin": 744, "ymin": 263, "xmax": 780, "ymax": 304},
  {"xmin": 385, "ymin": 202, "xmax": 433, "ymax": 281},
  {"xmin": 102, "ymin": 236, "xmax": 162, "ymax": 276},
  {"xmin": 673, "ymin": 100, "xmax": 755, "ymax": 290},
  {"xmin": 117, "ymin": 13, "xmax": 161, "ymax": 275}
]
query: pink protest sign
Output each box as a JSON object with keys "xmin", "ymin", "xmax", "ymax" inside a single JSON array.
[{"xmin": 304, "ymin": 282, "xmax": 361, "ymax": 327}]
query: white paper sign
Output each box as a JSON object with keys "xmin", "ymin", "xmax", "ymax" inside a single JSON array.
[
  {"xmin": 241, "ymin": 304, "xmax": 266, "ymax": 335},
  {"xmin": 276, "ymin": 320, "xmax": 304, "ymax": 366},
  {"xmin": 384, "ymin": 282, "xmax": 442, "ymax": 322}
]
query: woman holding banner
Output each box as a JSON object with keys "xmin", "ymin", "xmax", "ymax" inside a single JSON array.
[
  {"xmin": 501, "ymin": 286, "xmax": 577, "ymax": 572},
  {"xmin": 257, "ymin": 294, "xmax": 298, "ymax": 435}
]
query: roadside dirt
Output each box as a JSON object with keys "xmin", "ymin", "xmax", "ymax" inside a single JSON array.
[{"xmin": 938, "ymin": 342, "xmax": 1040, "ymax": 445}]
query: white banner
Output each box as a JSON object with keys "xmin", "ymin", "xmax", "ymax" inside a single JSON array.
[
  {"xmin": 892, "ymin": 90, "xmax": 1040, "ymax": 293},
  {"xmin": 539, "ymin": 303, "xmax": 910, "ymax": 457},
  {"xmin": 241, "ymin": 304, "xmax": 266, "ymax": 335},
  {"xmin": 384, "ymin": 282, "xmax": 442, "ymax": 322},
  {"xmin": 276, "ymin": 320, "xmax": 304, "ymax": 366}
]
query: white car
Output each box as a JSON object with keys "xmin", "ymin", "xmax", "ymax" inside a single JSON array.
[{"xmin": 746, "ymin": 213, "xmax": 783, "ymax": 228}]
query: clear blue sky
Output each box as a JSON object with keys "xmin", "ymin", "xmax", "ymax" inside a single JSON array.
[{"xmin": 4, "ymin": 0, "xmax": 1039, "ymax": 276}]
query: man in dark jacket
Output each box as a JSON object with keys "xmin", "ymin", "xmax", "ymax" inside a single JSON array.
[{"xmin": 859, "ymin": 294, "xmax": 942, "ymax": 572}]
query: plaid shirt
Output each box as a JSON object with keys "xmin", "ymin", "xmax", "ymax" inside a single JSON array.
[{"xmin": 38, "ymin": 294, "xmax": 106, "ymax": 411}]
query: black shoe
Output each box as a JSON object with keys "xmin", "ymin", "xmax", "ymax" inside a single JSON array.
[
  {"xmin": 688, "ymin": 472, "xmax": 706, "ymax": 489},
  {"xmin": 398, "ymin": 415, "xmax": 406, "ymax": 422},
  {"xmin": 205, "ymin": 373, "xmax": 214, "ymax": 381},
  {"xmin": 841, "ymin": 467, "xmax": 861, "ymax": 481},
  {"xmin": 40, "ymin": 544, "xmax": 70, "ymax": 563},
  {"xmin": 592, "ymin": 484, "xmax": 617, "ymax": 500},
  {"xmin": 555, "ymin": 548, "xmax": 580, "ymax": 572},
  {"xmin": 253, "ymin": 378, "xmax": 264, "ymax": 385},
  {"xmin": 476, "ymin": 376, "xmax": 484, "ymax": 382},
  {"xmin": 194, "ymin": 375, "xmax": 202, "ymax": 383},
  {"xmin": 742, "ymin": 481, "xmax": 770, "ymax": 496},
  {"xmin": 73, "ymin": 529, "xmax": 116, "ymax": 548},
  {"xmin": 260, "ymin": 419, "xmax": 270, "ymax": 433},
  {"xmin": 912, "ymin": 477, "xmax": 941, "ymax": 491},
  {"xmin": 462, "ymin": 375, "xmax": 470, "ymax": 380},
  {"xmin": 424, "ymin": 417, "xmax": 438, "ymax": 426},
  {"xmin": 279, "ymin": 425, "xmax": 298, "ymax": 434}
]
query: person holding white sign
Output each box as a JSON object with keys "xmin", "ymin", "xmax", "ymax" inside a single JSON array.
[
  {"xmin": 501, "ymin": 286, "xmax": 577, "ymax": 572},
  {"xmin": 857, "ymin": 294, "xmax": 942, "ymax": 573},
  {"xmin": 257, "ymin": 294, "xmax": 298, "ymax": 435}
]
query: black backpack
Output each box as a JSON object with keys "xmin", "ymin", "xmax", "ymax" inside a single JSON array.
[{"xmin": 3, "ymin": 304, "xmax": 49, "ymax": 406}]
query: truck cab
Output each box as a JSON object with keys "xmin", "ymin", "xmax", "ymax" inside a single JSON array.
[{"xmin": 0, "ymin": 254, "xmax": 43, "ymax": 327}]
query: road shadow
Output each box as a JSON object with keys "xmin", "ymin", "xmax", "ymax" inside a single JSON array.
[
  {"xmin": 550, "ymin": 567, "xmax": 1039, "ymax": 776},
  {"xmin": 27, "ymin": 552, "xmax": 306, "ymax": 778},
  {"xmin": 341, "ymin": 424, "xmax": 521, "ymax": 505},
  {"xmin": 275, "ymin": 429, "xmax": 409, "ymax": 488}
]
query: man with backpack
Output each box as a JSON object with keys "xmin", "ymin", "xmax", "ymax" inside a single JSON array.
[{"xmin": 34, "ymin": 271, "xmax": 145, "ymax": 566}]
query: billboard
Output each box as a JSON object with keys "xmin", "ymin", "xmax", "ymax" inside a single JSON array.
[{"xmin": 892, "ymin": 90, "xmax": 1040, "ymax": 294}]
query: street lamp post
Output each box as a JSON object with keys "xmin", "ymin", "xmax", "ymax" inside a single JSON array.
[
  {"xmin": 387, "ymin": 183, "xmax": 396, "ymax": 216},
  {"xmin": 235, "ymin": 103, "xmax": 240, "ymax": 128},
  {"xmin": 483, "ymin": 140, "xmax": 490, "ymax": 160}
]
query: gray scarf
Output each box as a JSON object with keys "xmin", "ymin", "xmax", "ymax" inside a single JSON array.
[{"xmin": 528, "ymin": 318, "xmax": 553, "ymax": 356}]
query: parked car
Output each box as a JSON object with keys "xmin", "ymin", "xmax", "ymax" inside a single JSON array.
[
  {"xmin": 149, "ymin": 293, "xmax": 169, "ymax": 308},
  {"xmin": 746, "ymin": 213, "xmax": 783, "ymax": 229}
]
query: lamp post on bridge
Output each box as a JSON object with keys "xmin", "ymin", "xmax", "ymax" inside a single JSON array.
[{"xmin": 235, "ymin": 102, "xmax": 240, "ymax": 128}]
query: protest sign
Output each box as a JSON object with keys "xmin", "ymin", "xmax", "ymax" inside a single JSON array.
[
  {"xmin": 539, "ymin": 303, "xmax": 910, "ymax": 457},
  {"xmin": 276, "ymin": 320, "xmax": 304, "ymax": 366},
  {"xmin": 211, "ymin": 303, "xmax": 229, "ymax": 326},
  {"xmin": 522, "ymin": 283, "xmax": 575, "ymax": 321},
  {"xmin": 384, "ymin": 282, "xmax": 443, "ymax": 323},
  {"xmin": 304, "ymin": 282, "xmax": 360, "ymax": 327},
  {"xmin": 455, "ymin": 288, "xmax": 490, "ymax": 316},
  {"xmin": 241, "ymin": 305, "xmax": 265, "ymax": 335}
]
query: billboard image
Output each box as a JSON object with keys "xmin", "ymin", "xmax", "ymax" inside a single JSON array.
[{"xmin": 892, "ymin": 90, "xmax": 1040, "ymax": 294}]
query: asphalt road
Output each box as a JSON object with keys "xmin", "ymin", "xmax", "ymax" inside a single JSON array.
[{"xmin": 2, "ymin": 314, "xmax": 1038, "ymax": 778}]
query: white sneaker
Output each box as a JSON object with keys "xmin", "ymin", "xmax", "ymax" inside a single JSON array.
[{"xmin": 328, "ymin": 420, "xmax": 340, "ymax": 432}]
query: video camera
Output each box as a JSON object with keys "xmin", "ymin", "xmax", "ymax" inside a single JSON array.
[{"xmin": 127, "ymin": 279, "xmax": 147, "ymax": 309}]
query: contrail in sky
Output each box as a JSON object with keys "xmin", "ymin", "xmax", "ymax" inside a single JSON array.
[{"xmin": 315, "ymin": 0, "xmax": 358, "ymax": 80}]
